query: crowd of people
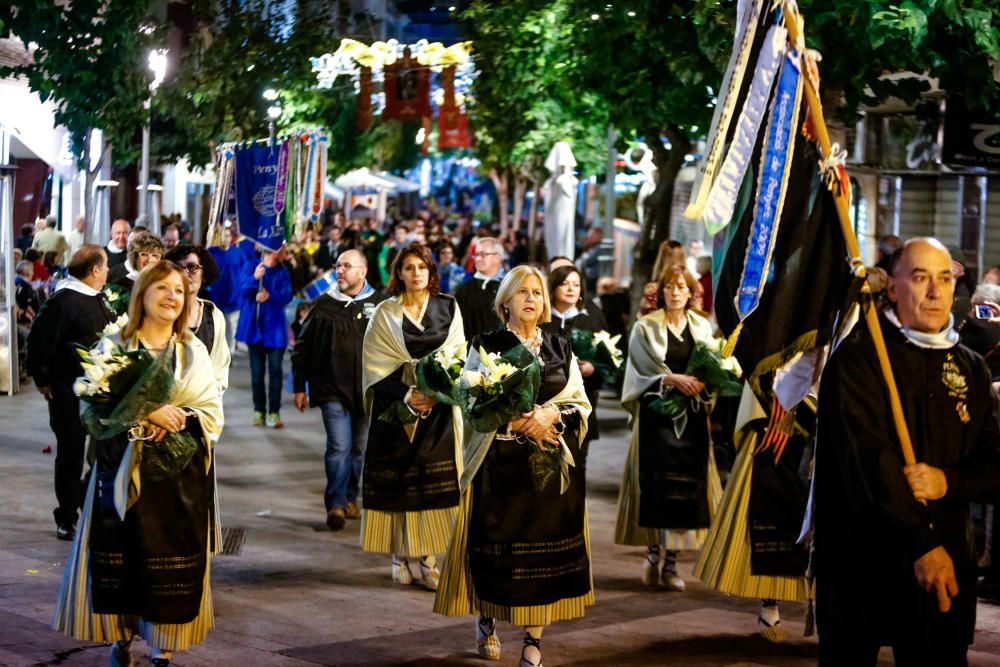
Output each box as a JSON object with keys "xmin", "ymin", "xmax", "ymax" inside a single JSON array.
[{"xmin": 11, "ymin": 204, "xmax": 1000, "ymax": 666}]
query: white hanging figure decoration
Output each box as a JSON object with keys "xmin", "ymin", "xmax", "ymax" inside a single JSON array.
[
  {"xmin": 543, "ymin": 141, "xmax": 578, "ymax": 261},
  {"xmin": 632, "ymin": 144, "xmax": 658, "ymax": 228}
]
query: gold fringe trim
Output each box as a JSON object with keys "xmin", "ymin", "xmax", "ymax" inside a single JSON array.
[
  {"xmin": 722, "ymin": 321, "xmax": 743, "ymax": 358},
  {"xmin": 747, "ymin": 329, "xmax": 819, "ymax": 399}
]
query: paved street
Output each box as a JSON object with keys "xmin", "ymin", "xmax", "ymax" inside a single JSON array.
[{"xmin": 2, "ymin": 353, "xmax": 999, "ymax": 666}]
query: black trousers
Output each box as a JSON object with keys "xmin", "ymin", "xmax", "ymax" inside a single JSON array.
[{"xmin": 49, "ymin": 384, "xmax": 87, "ymax": 527}]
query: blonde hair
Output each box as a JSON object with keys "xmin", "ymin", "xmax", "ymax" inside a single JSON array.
[
  {"xmin": 494, "ymin": 265, "xmax": 551, "ymax": 324},
  {"xmin": 121, "ymin": 260, "xmax": 193, "ymax": 342}
]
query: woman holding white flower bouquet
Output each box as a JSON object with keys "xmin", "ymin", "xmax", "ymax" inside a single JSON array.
[
  {"xmin": 434, "ymin": 265, "xmax": 593, "ymax": 667},
  {"xmin": 614, "ymin": 264, "xmax": 726, "ymax": 593},
  {"xmin": 361, "ymin": 245, "xmax": 466, "ymax": 592},
  {"xmin": 53, "ymin": 261, "xmax": 224, "ymax": 667}
]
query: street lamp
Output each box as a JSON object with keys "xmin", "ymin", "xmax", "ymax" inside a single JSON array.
[{"xmin": 139, "ymin": 48, "xmax": 168, "ymax": 229}]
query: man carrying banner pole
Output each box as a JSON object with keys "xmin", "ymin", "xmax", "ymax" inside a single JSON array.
[
  {"xmin": 776, "ymin": 3, "xmax": 1000, "ymax": 664},
  {"xmin": 689, "ymin": 0, "xmax": 1000, "ymax": 658}
]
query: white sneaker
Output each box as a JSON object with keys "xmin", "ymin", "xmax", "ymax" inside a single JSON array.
[
  {"xmin": 418, "ymin": 560, "xmax": 440, "ymax": 591},
  {"xmin": 391, "ymin": 556, "xmax": 412, "ymax": 585},
  {"xmin": 475, "ymin": 617, "xmax": 501, "ymax": 660}
]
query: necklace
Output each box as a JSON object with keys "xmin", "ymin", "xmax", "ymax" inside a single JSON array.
[
  {"xmin": 507, "ymin": 324, "xmax": 542, "ymax": 356},
  {"xmin": 665, "ymin": 314, "xmax": 688, "ymax": 341}
]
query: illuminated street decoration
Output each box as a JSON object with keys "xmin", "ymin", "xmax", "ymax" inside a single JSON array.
[{"xmin": 312, "ymin": 40, "xmax": 476, "ymax": 149}]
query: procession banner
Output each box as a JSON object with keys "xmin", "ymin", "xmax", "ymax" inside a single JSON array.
[{"xmin": 234, "ymin": 141, "xmax": 288, "ymax": 251}]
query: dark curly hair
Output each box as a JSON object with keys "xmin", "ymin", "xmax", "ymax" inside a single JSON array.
[
  {"xmin": 387, "ymin": 244, "xmax": 440, "ymax": 297},
  {"xmin": 164, "ymin": 243, "xmax": 221, "ymax": 287}
]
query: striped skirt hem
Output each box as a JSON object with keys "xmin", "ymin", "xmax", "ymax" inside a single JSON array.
[
  {"xmin": 434, "ymin": 491, "xmax": 595, "ymax": 625},
  {"xmin": 615, "ymin": 421, "xmax": 723, "ymax": 550},
  {"xmin": 52, "ymin": 469, "xmax": 215, "ymax": 651},
  {"xmin": 361, "ymin": 506, "xmax": 458, "ymax": 556},
  {"xmin": 693, "ymin": 435, "xmax": 810, "ymax": 602}
]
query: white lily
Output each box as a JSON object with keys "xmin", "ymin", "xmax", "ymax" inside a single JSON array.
[
  {"xmin": 462, "ymin": 370, "xmax": 484, "ymax": 388},
  {"xmin": 73, "ymin": 379, "xmax": 90, "ymax": 397},
  {"xmin": 83, "ymin": 363, "xmax": 105, "ymax": 383},
  {"xmin": 593, "ymin": 330, "xmax": 624, "ymax": 367}
]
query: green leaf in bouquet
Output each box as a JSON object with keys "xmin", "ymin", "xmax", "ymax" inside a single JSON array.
[
  {"xmin": 378, "ymin": 399, "xmax": 420, "ymax": 426},
  {"xmin": 687, "ymin": 342, "xmax": 742, "ymax": 398},
  {"xmin": 570, "ymin": 328, "xmax": 597, "ymax": 361},
  {"xmin": 415, "ymin": 354, "xmax": 460, "ymax": 406},
  {"xmin": 139, "ymin": 431, "xmax": 200, "ymax": 481},
  {"xmin": 458, "ymin": 343, "xmax": 542, "ymax": 433},
  {"xmin": 528, "ymin": 444, "xmax": 562, "ymax": 492},
  {"xmin": 646, "ymin": 391, "xmax": 688, "ymax": 419}
]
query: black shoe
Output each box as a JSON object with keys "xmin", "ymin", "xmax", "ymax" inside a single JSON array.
[
  {"xmin": 56, "ymin": 524, "xmax": 75, "ymax": 541},
  {"xmin": 151, "ymin": 659, "xmax": 170, "ymax": 667}
]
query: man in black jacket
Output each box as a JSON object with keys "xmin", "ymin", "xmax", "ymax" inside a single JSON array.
[
  {"xmin": 292, "ymin": 249, "xmax": 383, "ymax": 530},
  {"xmin": 26, "ymin": 244, "xmax": 115, "ymax": 540},
  {"xmin": 453, "ymin": 236, "xmax": 505, "ymax": 341},
  {"xmin": 814, "ymin": 238, "xmax": 1000, "ymax": 665}
]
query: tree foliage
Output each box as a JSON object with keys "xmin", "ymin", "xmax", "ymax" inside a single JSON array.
[
  {"xmin": 464, "ymin": 0, "xmax": 611, "ymax": 231},
  {"xmin": 0, "ymin": 0, "xmax": 155, "ymax": 169},
  {"xmin": 152, "ymin": 0, "xmax": 419, "ymax": 173},
  {"xmin": 800, "ymin": 0, "xmax": 1000, "ymax": 115}
]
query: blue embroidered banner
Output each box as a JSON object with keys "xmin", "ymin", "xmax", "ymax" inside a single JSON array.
[
  {"xmin": 234, "ymin": 142, "xmax": 288, "ymax": 251},
  {"xmin": 735, "ymin": 48, "xmax": 803, "ymax": 320}
]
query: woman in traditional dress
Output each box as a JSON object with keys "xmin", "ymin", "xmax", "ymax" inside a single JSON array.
[
  {"xmin": 540, "ymin": 264, "xmax": 609, "ymax": 462},
  {"xmin": 361, "ymin": 244, "xmax": 465, "ymax": 591},
  {"xmin": 53, "ymin": 260, "xmax": 224, "ymax": 667},
  {"xmin": 165, "ymin": 244, "xmax": 230, "ymax": 394},
  {"xmin": 614, "ymin": 264, "xmax": 722, "ymax": 591},
  {"xmin": 435, "ymin": 265, "xmax": 593, "ymax": 667},
  {"xmin": 694, "ymin": 391, "xmax": 814, "ymax": 642}
]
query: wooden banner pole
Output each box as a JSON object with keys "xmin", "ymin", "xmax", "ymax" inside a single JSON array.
[{"xmin": 783, "ymin": 0, "xmax": 918, "ymax": 467}]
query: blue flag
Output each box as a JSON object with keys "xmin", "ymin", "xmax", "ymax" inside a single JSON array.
[{"xmin": 234, "ymin": 143, "xmax": 286, "ymax": 251}]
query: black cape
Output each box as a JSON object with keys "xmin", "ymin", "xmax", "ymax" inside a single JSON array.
[
  {"xmin": 454, "ymin": 277, "xmax": 501, "ymax": 342},
  {"xmin": 814, "ymin": 314, "xmax": 1000, "ymax": 647},
  {"xmin": 540, "ymin": 303, "xmax": 609, "ymax": 442},
  {"xmin": 26, "ymin": 286, "xmax": 115, "ymax": 388},
  {"xmin": 291, "ymin": 288, "xmax": 385, "ymax": 412}
]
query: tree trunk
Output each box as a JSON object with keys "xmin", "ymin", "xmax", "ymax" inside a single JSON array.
[
  {"xmin": 527, "ymin": 179, "xmax": 540, "ymax": 262},
  {"xmin": 630, "ymin": 125, "xmax": 691, "ymax": 309},
  {"xmin": 511, "ymin": 175, "xmax": 527, "ymax": 233},
  {"xmin": 489, "ymin": 167, "xmax": 508, "ymax": 234}
]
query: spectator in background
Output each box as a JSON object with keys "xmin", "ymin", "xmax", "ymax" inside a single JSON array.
[
  {"xmin": 67, "ymin": 216, "xmax": 86, "ymax": 258},
  {"xmin": 686, "ymin": 239, "xmax": 705, "ymax": 278},
  {"xmin": 15, "ymin": 260, "xmax": 38, "ymax": 325},
  {"xmin": 236, "ymin": 245, "xmax": 293, "ymax": 428},
  {"xmin": 984, "ymin": 265, "xmax": 1000, "ymax": 285},
  {"xmin": 208, "ymin": 222, "xmax": 257, "ymax": 353},
  {"xmin": 453, "ymin": 236, "xmax": 505, "ymax": 341},
  {"xmin": 24, "ymin": 248, "xmax": 49, "ymax": 283},
  {"xmin": 508, "ymin": 230, "xmax": 530, "ymax": 268},
  {"xmin": 162, "ymin": 223, "xmax": 180, "ymax": 252},
  {"xmin": 436, "ymin": 242, "xmax": 465, "ymax": 294},
  {"xmin": 579, "ymin": 227, "xmax": 604, "ymax": 293},
  {"xmin": 17, "ymin": 223, "xmax": 34, "ymax": 253},
  {"xmin": 315, "ymin": 225, "xmax": 343, "ymax": 271},
  {"xmin": 105, "ymin": 218, "xmax": 130, "ymax": 269},
  {"xmin": 32, "ymin": 215, "xmax": 70, "ymax": 266},
  {"xmin": 875, "ymin": 234, "xmax": 903, "ymax": 274},
  {"xmin": 696, "ymin": 255, "xmax": 713, "ymax": 315}
]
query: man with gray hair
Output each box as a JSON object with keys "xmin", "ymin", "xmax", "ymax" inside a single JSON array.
[
  {"xmin": 31, "ymin": 215, "xmax": 70, "ymax": 265},
  {"xmin": 292, "ymin": 249, "xmax": 384, "ymax": 530},
  {"xmin": 454, "ymin": 236, "xmax": 505, "ymax": 341}
]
